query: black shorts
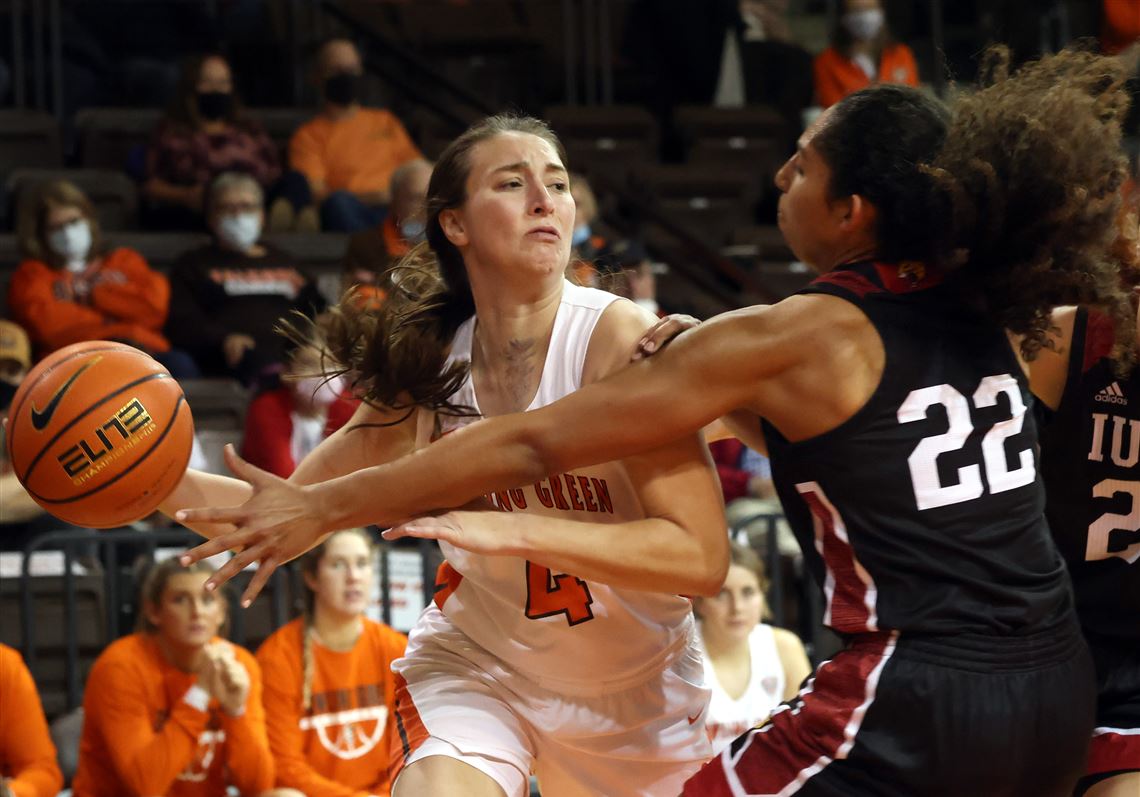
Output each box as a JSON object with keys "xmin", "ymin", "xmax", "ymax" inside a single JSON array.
[
  {"xmin": 683, "ymin": 617, "xmax": 1095, "ymax": 797},
  {"xmin": 1076, "ymin": 633, "xmax": 1140, "ymax": 791}
]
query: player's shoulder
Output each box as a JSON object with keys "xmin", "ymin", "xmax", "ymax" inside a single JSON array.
[
  {"xmin": 584, "ymin": 296, "xmax": 656, "ymax": 382},
  {"xmin": 769, "ymin": 626, "xmax": 806, "ymax": 654}
]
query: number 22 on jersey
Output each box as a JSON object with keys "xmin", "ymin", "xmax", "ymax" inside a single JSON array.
[
  {"xmin": 898, "ymin": 374, "xmax": 1035, "ymax": 510},
  {"xmin": 524, "ymin": 561, "xmax": 595, "ymax": 626}
]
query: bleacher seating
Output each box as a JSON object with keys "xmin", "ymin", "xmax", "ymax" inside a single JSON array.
[
  {"xmin": 0, "ymin": 110, "xmax": 63, "ymax": 176},
  {"xmin": 545, "ymin": 104, "xmax": 658, "ymax": 179},
  {"xmin": 6, "ymin": 168, "xmax": 140, "ymax": 231},
  {"xmin": 73, "ymin": 107, "xmax": 160, "ymax": 173},
  {"xmin": 180, "ymin": 377, "xmax": 250, "ymax": 477},
  {"xmin": 629, "ymin": 164, "xmax": 757, "ymax": 247}
]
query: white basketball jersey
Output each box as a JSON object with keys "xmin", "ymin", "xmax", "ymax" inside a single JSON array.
[
  {"xmin": 700, "ymin": 623, "xmax": 786, "ymax": 753},
  {"xmin": 421, "ymin": 281, "xmax": 696, "ymax": 696}
]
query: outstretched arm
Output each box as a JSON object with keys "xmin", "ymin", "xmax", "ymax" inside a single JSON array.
[{"xmin": 178, "ymin": 302, "xmax": 802, "ymax": 601}]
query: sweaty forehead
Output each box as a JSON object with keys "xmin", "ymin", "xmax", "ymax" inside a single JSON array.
[{"xmin": 468, "ymin": 132, "xmax": 565, "ymax": 180}]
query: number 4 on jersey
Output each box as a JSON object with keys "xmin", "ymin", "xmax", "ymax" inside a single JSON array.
[{"xmin": 525, "ymin": 562, "xmax": 595, "ymax": 626}]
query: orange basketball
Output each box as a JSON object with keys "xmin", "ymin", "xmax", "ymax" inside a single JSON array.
[{"xmin": 6, "ymin": 341, "xmax": 195, "ymax": 528}]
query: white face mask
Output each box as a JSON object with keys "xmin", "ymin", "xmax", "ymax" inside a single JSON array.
[
  {"xmin": 293, "ymin": 375, "xmax": 343, "ymax": 408},
  {"xmin": 217, "ymin": 212, "xmax": 262, "ymax": 251},
  {"xmin": 48, "ymin": 219, "xmax": 92, "ymax": 268},
  {"xmin": 842, "ymin": 8, "xmax": 885, "ymax": 41}
]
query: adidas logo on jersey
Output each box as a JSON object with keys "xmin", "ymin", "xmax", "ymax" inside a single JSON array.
[{"xmin": 1095, "ymin": 382, "xmax": 1128, "ymax": 405}]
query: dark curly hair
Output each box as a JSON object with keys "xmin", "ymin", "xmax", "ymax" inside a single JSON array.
[
  {"xmin": 927, "ymin": 46, "xmax": 1134, "ymax": 366},
  {"xmin": 317, "ymin": 114, "xmax": 568, "ymax": 420}
]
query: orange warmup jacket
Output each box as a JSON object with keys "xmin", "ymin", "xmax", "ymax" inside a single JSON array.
[
  {"xmin": 813, "ymin": 43, "xmax": 919, "ymax": 108},
  {"xmin": 7, "ymin": 248, "xmax": 171, "ymax": 357},
  {"xmin": 0, "ymin": 644, "xmax": 64, "ymax": 797},
  {"xmin": 71, "ymin": 634, "xmax": 274, "ymax": 797},
  {"xmin": 256, "ymin": 618, "xmax": 408, "ymax": 797},
  {"xmin": 289, "ymin": 108, "xmax": 422, "ymax": 196}
]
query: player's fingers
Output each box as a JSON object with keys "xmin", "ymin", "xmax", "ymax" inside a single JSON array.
[
  {"xmin": 179, "ymin": 531, "xmax": 251, "ymax": 566},
  {"xmin": 633, "ymin": 315, "xmax": 700, "ymax": 360},
  {"xmin": 204, "ymin": 544, "xmax": 262, "ymax": 591},
  {"xmin": 175, "ymin": 504, "xmax": 248, "ymax": 527},
  {"xmin": 240, "ymin": 558, "xmax": 278, "ymax": 608},
  {"xmin": 223, "ymin": 444, "xmax": 275, "ymax": 487}
]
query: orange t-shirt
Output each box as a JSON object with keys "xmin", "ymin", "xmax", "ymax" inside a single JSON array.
[
  {"xmin": 0, "ymin": 644, "xmax": 63, "ymax": 797},
  {"xmin": 289, "ymin": 108, "xmax": 422, "ymax": 196},
  {"xmin": 256, "ymin": 618, "xmax": 408, "ymax": 797},
  {"xmin": 8, "ymin": 247, "xmax": 171, "ymax": 357},
  {"xmin": 1102, "ymin": 0, "xmax": 1140, "ymax": 53},
  {"xmin": 813, "ymin": 43, "xmax": 920, "ymax": 108},
  {"xmin": 71, "ymin": 634, "xmax": 274, "ymax": 797}
]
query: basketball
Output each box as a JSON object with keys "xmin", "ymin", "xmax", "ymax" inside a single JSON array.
[{"xmin": 6, "ymin": 341, "xmax": 195, "ymax": 528}]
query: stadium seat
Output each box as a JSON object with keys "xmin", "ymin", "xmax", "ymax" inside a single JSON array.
[
  {"xmin": 0, "ymin": 111, "xmax": 63, "ymax": 176},
  {"xmin": 6, "ymin": 168, "xmax": 140, "ymax": 231},
  {"xmin": 248, "ymin": 107, "xmax": 312, "ymax": 156},
  {"xmin": 730, "ymin": 224, "xmax": 794, "ymax": 261},
  {"xmin": 0, "ymin": 572, "xmax": 107, "ymax": 717},
  {"xmin": 74, "ymin": 107, "xmax": 161, "ymax": 173},
  {"xmin": 109, "ymin": 231, "xmax": 211, "ymax": 271},
  {"xmin": 544, "ymin": 105, "xmax": 658, "ymax": 178},
  {"xmin": 629, "ymin": 165, "xmax": 757, "ymax": 247},
  {"xmin": 180, "ymin": 378, "xmax": 250, "ymax": 431}
]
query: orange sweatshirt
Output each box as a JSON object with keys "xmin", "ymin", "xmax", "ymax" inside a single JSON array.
[
  {"xmin": 813, "ymin": 43, "xmax": 919, "ymax": 108},
  {"xmin": 0, "ymin": 644, "xmax": 63, "ymax": 797},
  {"xmin": 289, "ymin": 108, "xmax": 422, "ymax": 196},
  {"xmin": 8, "ymin": 247, "xmax": 171, "ymax": 357},
  {"xmin": 256, "ymin": 618, "xmax": 408, "ymax": 797},
  {"xmin": 71, "ymin": 634, "xmax": 274, "ymax": 797}
]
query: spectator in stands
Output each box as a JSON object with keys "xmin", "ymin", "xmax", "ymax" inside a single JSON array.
[
  {"xmin": 241, "ymin": 338, "xmax": 359, "ymax": 479},
  {"xmin": 143, "ymin": 53, "xmax": 283, "ymax": 231},
  {"xmin": 0, "ymin": 320, "xmax": 46, "ymax": 535},
  {"xmin": 71, "ymin": 558, "xmax": 293, "ymax": 797},
  {"xmin": 736, "ymin": 1, "xmax": 814, "ymax": 123},
  {"xmin": 1102, "ymin": 0, "xmax": 1140, "ymax": 56},
  {"xmin": 8, "ymin": 180, "xmax": 198, "ymax": 378},
  {"xmin": 0, "ymin": 643, "xmax": 64, "ymax": 797},
  {"xmin": 709, "ymin": 438, "xmax": 775, "ymax": 503},
  {"xmin": 567, "ymin": 174, "xmax": 611, "ymax": 287},
  {"xmin": 288, "ymin": 39, "xmax": 423, "ymax": 232},
  {"xmin": 596, "ymin": 238, "xmax": 662, "ymax": 317},
  {"xmin": 257, "ymin": 529, "xmax": 407, "ymax": 797},
  {"xmin": 165, "ymin": 172, "xmax": 327, "ymax": 387},
  {"xmin": 812, "ymin": 0, "xmax": 918, "ymax": 109},
  {"xmin": 695, "ymin": 542, "xmax": 811, "ymax": 755},
  {"xmin": 341, "ymin": 158, "xmax": 433, "ymax": 295}
]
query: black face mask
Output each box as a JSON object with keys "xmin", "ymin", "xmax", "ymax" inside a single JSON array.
[
  {"xmin": 324, "ymin": 72, "xmax": 360, "ymax": 106},
  {"xmin": 0, "ymin": 379, "xmax": 17, "ymax": 412},
  {"xmin": 196, "ymin": 91, "xmax": 233, "ymax": 121}
]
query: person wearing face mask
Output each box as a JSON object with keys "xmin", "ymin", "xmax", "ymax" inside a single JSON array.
[
  {"xmin": 288, "ymin": 38, "xmax": 423, "ymax": 233},
  {"xmin": 342, "ymin": 159, "xmax": 433, "ymax": 299},
  {"xmin": 256, "ymin": 529, "xmax": 407, "ymax": 797},
  {"xmin": 240, "ymin": 339, "xmax": 358, "ymax": 479},
  {"xmin": 7, "ymin": 180, "xmax": 198, "ymax": 377},
  {"xmin": 812, "ymin": 0, "xmax": 918, "ymax": 109},
  {"xmin": 165, "ymin": 172, "xmax": 327, "ymax": 386},
  {"xmin": 0, "ymin": 319, "xmax": 48, "ymax": 533},
  {"xmin": 144, "ymin": 52, "xmax": 282, "ymax": 230}
]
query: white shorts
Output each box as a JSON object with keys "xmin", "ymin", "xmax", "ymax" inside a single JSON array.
[{"xmin": 389, "ymin": 605, "xmax": 713, "ymax": 797}]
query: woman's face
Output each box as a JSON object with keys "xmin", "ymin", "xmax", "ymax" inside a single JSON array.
[
  {"xmin": 306, "ymin": 532, "xmax": 373, "ymax": 618},
  {"xmin": 146, "ymin": 571, "xmax": 225, "ymax": 649},
  {"xmin": 44, "ymin": 202, "xmax": 85, "ymax": 234},
  {"xmin": 197, "ymin": 56, "xmax": 233, "ymax": 93},
  {"xmin": 698, "ymin": 563, "xmax": 765, "ymax": 645},
  {"xmin": 773, "ymin": 110, "xmax": 847, "ymax": 271},
  {"xmin": 442, "ymin": 132, "xmax": 576, "ymax": 285}
]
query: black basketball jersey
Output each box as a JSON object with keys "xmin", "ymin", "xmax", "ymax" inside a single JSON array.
[
  {"xmin": 1037, "ymin": 307, "xmax": 1140, "ymax": 640},
  {"xmin": 762, "ymin": 260, "xmax": 1072, "ymax": 637}
]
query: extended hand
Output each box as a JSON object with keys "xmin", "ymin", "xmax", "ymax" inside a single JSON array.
[
  {"xmin": 177, "ymin": 445, "xmax": 330, "ymax": 605},
  {"xmin": 631, "ymin": 314, "xmax": 701, "ymax": 361}
]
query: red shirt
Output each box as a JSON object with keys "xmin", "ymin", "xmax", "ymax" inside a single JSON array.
[{"xmin": 241, "ymin": 386, "xmax": 359, "ymax": 477}]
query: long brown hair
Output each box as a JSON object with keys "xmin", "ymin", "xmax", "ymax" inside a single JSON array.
[
  {"xmin": 319, "ymin": 114, "xmax": 568, "ymax": 418},
  {"xmin": 926, "ymin": 46, "xmax": 1135, "ymax": 367},
  {"xmin": 16, "ymin": 180, "xmax": 108, "ymax": 267},
  {"xmin": 297, "ymin": 528, "xmax": 375, "ymax": 712}
]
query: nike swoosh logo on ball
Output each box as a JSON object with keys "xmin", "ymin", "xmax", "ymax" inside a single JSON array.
[{"xmin": 30, "ymin": 358, "xmax": 100, "ymax": 431}]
